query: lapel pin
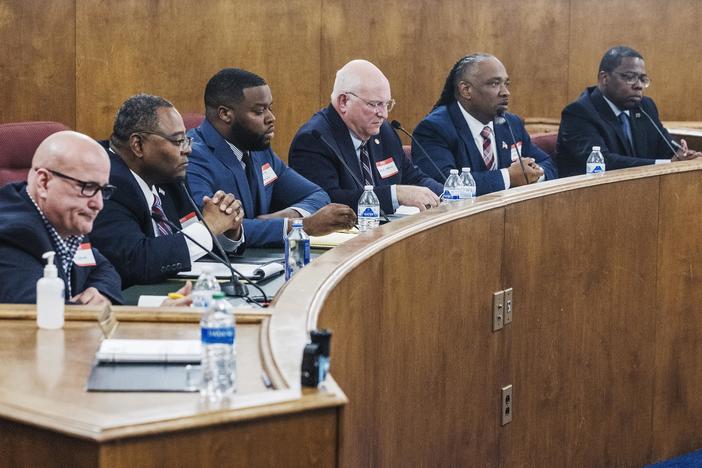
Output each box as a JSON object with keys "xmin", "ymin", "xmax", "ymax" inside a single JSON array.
[
  {"xmin": 374, "ymin": 138, "xmax": 380, "ymax": 145},
  {"xmin": 635, "ymin": 113, "xmax": 641, "ymax": 118},
  {"xmin": 158, "ymin": 187, "xmax": 166, "ymax": 196},
  {"xmin": 502, "ymin": 142, "xmax": 508, "ymax": 149}
]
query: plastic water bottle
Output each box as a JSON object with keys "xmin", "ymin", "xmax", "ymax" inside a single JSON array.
[
  {"xmin": 357, "ymin": 185, "xmax": 380, "ymax": 232},
  {"xmin": 586, "ymin": 146, "xmax": 606, "ymax": 174},
  {"xmin": 442, "ymin": 169, "xmax": 462, "ymax": 203},
  {"xmin": 285, "ymin": 219, "xmax": 310, "ymax": 280},
  {"xmin": 459, "ymin": 167, "xmax": 477, "ymax": 201},
  {"xmin": 200, "ymin": 291, "xmax": 236, "ymax": 400},
  {"xmin": 192, "ymin": 265, "xmax": 221, "ymax": 309}
]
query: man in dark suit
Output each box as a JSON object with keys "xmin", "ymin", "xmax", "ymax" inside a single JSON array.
[
  {"xmin": 289, "ymin": 59, "xmax": 442, "ymax": 214},
  {"xmin": 0, "ymin": 131, "xmax": 122, "ymax": 304},
  {"xmin": 557, "ymin": 45, "xmax": 701, "ymax": 177},
  {"xmin": 188, "ymin": 68, "xmax": 356, "ymax": 247},
  {"xmin": 412, "ymin": 53, "xmax": 557, "ymax": 196},
  {"xmin": 91, "ymin": 94, "xmax": 244, "ymax": 288}
]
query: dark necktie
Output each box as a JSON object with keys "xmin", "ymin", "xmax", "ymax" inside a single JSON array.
[
  {"xmin": 480, "ymin": 126, "xmax": 496, "ymax": 170},
  {"xmin": 359, "ymin": 143, "xmax": 374, "ymax": 186},
  {"xmin": 242, "ymin": 151, "xmax": 259, "ymax": 212},
  {"xmin": 151, "ymin": 192, "xmax": 173, "ymax": 236},
  {"xmin": 619, "ymin": 112, "xmax": 634, "ymax": 153}
]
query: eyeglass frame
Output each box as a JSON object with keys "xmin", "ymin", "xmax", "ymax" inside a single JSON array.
[
  {"xmin": 134, "ymin": 130, "xmax": 193, "ymax": 151},
  {"xmin": 344, "ymin": 91, "xmax": 396, "ymax": 113},
  {"xmin": 611, "ymin": 71, "xmax": 651, "ymax": 88},
  {"xmin": 39, "ymin": 168, "xmax": 116, "ymax": 199}
]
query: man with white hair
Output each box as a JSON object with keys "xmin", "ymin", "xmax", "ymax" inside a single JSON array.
[
  {"xmin": 0, "ymin": 131, "xmax": 123, "ymax": 304},
  {"xmin": 289, "ymin": 59, "xmax": 442, "ymax": 214}
]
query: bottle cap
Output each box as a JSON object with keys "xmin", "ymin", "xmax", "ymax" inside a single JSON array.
[
  {"xmin": 212, "ymin": 291, "xmax": 226, "ymax": 300},
  {"xmin": 364, "ymin": 185, "xmax": 373, "ymax": 190},
  {"xmin": 592, "ymin": 146, "xmax": 601, "ymax": 151},
  {"xmin": 462, "ymin": 167, "xmax": 471, "ymax": 172},
  {"xmin": 291, "ymin": 218, "xmax": 304, "ymax": 228}
]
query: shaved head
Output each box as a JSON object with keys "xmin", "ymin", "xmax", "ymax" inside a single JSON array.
[
  {"xmin": 28, "ymin": 131, "xmax": 110, "ymax": 237},
  {"xmin": 331, "ymin": 59, "xmax": 392, "ymax": 141}
]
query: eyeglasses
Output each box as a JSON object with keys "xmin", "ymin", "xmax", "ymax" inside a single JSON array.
[
  {"xmin": 136, "ymin": 130, "xmax": 193, "ymax": 151},
  {"xmin": 612, "ymin": 72, "xmax": 651, "ymax": 88},
  {"xmin": 345, "ymin": 92, "xmax": 396, "ymax": 113},
  {"xmin": 41, "ymin": 168, "xmax": 116, "ymax": 199}
]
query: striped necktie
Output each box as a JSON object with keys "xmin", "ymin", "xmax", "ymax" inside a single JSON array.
[
  {"xmin": 480, "ymin": 126, "xmax": 496, "ymax": 170},
  {"xmin": 359, "ymin": 143, "xmax": 374, "ymax": 186},
  {"xmin": 151, "ymin": 192, "xmax": 173, "ymax": 236}
]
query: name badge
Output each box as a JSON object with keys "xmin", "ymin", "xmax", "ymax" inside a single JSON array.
[
  {"xmin": 510, "ymin": 142, "xmax": 523, "ymax": 162},
  {"xmin": 261, "ymin": 163, "xmax": 278, "ymax": 186},
  {"xmin": 73, "ymin": 243, "xmax": 97, "ymax": 267},
  {"xmin": 376, "ymin": 157, "xmax": 399, "ymax": 179},
  {"xmin": 179, "ymin": 211, "xmax": 197, "ymax": 228}
]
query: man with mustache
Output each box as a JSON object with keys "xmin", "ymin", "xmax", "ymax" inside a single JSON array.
[
  {"xmin": 557, "ymin": 45, "xmax": 701, "ymax": 177},
  {"xmin": 412, "ymin": 53, "xmax": 556, "ymax": 196},
  {"xmin": 289, "ymin": 59, "xmax": 442, "ymax": 213},
  {"xmin": 0, "ymin": 131, "xmax": 122, "ymax": 304},
  {"xmin": 91, "ymin": 94, "xmax": 244, "ymax": 288}
]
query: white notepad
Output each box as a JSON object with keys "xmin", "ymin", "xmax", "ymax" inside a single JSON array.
[
  {"xmin": 177, "ymin": 261, "xmax": 284, "ymax": 280},
  {"xmin": 96, "ymin": 339, "xmax": 201, "ymax": 363}
]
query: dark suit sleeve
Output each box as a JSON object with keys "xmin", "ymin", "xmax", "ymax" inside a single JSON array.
[
  {"xmin": 557, "ymin": 102, "xmax": 654, "ymax": 176},
  {"xmin": 82, "ymin": 247, "xmax": 124, "ymax": 304},
  {"xmin": 386, "ymin": 128, "xmax": 444, "ymax": 195},
  {"xmin": 411, "ymin": 117, "xmax": 460, "ymax": 183},
  {"xmin": 290, "ymin": 131, "xmax": 394, "ymax": 213},
  {"xmin": 91, "ymin": 198, "xmax": 192, "ymax": 287}
]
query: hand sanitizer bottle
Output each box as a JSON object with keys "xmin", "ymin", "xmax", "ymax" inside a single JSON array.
[{"xmin": 37, "ymin": 251, "xmax": 65, "ymax": 330}]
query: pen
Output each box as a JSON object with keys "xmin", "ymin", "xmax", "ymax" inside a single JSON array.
[{"xmin": 168, "ymin": 293, "xmax": 185, "ymax": 299}]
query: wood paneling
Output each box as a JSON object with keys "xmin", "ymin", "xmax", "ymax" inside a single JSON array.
[
  {"xmin": 317, "ymin": 211, "xmax": 505, "ymax": 467},
  {"xmin": 567, "ymin": 0, "xmax": 702, "ymax": 121},
  {"xmin": 75, "ymin": 0, "xmax": 322, "ymax": 154},
  {"xmin": 504, "ymin": 183, "xmax": 659, "ymax": 467},
  {"xmin": 653, "ymin": 170, "xmax": 702, "ymax": 460},
  {"xmin": 0, "ymin": 0, "xmax": 75, "ymax": 127}
]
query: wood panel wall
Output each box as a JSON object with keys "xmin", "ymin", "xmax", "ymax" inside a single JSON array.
[{"xmin": 0, "ymin": 0, "xmax": 699, "ymax": 158}]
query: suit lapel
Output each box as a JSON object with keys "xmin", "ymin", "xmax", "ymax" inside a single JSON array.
[
  {"xmin": 591, "ymin": 88, "xmax": 634, "ymax": 156},
  {"xmin": 493, "ymin": 121, "xmax": 513, "ymax": 168},
  {"xmin": 448, "ymin": 102, "xmax": 488, "ymax": 170},
  {"xmin": 629, "ymin": 110, "xmax": 647, "ymax": 157},
  {"xmin": 325, "ymin": 106, "xmax": 366, "ymax": 182}
]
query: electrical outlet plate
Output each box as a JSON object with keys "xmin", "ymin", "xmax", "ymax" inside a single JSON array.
[
  {"xmin": 492, "ymin": 291, "xmax": 504, "ymax": 331},
  {"xmin": 504, "ymin": 288, "xmax": 513, "ymax": 325},
  {"xmin": 501, "ymin": 384, "xmax": 513, "ymax": 425}
]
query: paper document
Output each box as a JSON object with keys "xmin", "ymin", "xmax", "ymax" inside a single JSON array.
[
  {"xmin": 310, "ymin": 228, "xmax": 359, "ymax": 248},
  {"xmin": 394, "ymin": 205, "xmax": 421, "ymax": 216},
  {"xmin": 96, "ymin": 339, "xmax": 201, "ymax": 363},
  {"xmin": 177, "ymin": 261, "xmax": 284, "ymax": 280}
]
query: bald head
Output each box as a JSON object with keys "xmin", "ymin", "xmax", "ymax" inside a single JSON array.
[
  {"xmin": 331, "ymin": 59, "xmax": 390, "ymax": 102},
  {"xmin": 28, "ymin": 131, "xmax": 111, "ymax": 237},
  {"xmin": 331, "ymin": 60, "xmax": 392, "ymax": 141}
]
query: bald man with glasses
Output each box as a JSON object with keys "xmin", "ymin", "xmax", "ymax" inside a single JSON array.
[
  {"xmin": 0, "ymin": 131, "xmax": 123, "ymax": 304},
  {"xmin": 289, "ymin": 59, "xmax": 443, "ymax": 214},
  {"xmin": 91, "ymin": 94, "xmax": 244, "ymax": 287},
  {"xmin": 557, "ymin": 45, "xmax": 702, "ymax": 177}
]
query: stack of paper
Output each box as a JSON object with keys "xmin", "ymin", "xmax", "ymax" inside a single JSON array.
[{"xmin": 96, "ymin": 339, "xmax": 201, "ymax": 363}]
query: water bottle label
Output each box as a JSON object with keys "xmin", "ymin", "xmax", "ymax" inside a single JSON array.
[
  {"xmin": 586, "ymin": 163, "xmax": 605, "ymax": 174},
  {"xmin": 359, "ymin": 206, "xmax": 380, "ymax": 218},
  {"xmin": 442, "ymin": 189, "xmax": 460, "ymax": 200},
  {"xmin": 201, "ymin": 327, "xmax": 235, "ymax": 344}
]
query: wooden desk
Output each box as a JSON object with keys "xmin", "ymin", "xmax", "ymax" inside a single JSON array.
[
  {"xmin": 270, "ymin": 160, "xmax": 702, "ymax": 467},
  {"xmin": 0, "ymin": 307, "xmax": 346, "ymax": 467}
]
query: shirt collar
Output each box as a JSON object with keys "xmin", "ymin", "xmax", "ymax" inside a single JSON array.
[
  {"xmin": 129, "ymin": 169, "xmax": 157, "ymax": 208},
  {"xmin": 349, "ymin": 130, "xmax": 364, "ymax": 153},
  {"xmin": 226, "ymin": 140, "xmax": 245, "ymax": 163},
  {"xmin": 602, "ymin": 94, "xmax": 630, "ymax": 118},
  {"xmin": 458, "ymin": 101, "xmax": 495, "ymax": 136}
]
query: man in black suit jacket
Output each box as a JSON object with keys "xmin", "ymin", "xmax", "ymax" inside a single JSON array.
[
  {"xmin": 557, "ymin": 45, "xmax": 701, "ymax": 177},
  {"xmin": 91, "ymin": 94, "xmax": 243, "ymax": 287},
  {"xmin": 289, "ymin": 59, "xmax": 442, "ymax": 214}
]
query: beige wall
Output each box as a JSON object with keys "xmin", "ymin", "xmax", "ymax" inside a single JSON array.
[{"xmin": 1, "ymin": 0, "xmax": 700, "ymax": 159}]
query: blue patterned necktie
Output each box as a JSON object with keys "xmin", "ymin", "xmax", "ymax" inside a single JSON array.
[{"xmin": 619, "ymin": 112, "xmax": 634, "ymax": 152}]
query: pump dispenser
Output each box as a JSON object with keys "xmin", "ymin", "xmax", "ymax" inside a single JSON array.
[{"xmin": 36, "ymin": 251, "xmax": 65, "ymax": 329}]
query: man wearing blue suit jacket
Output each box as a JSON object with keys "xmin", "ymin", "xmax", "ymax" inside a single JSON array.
[
  {"xmin": 557, "ymin": 45, "xmax": 701, "ymax": 177},
  {"xmin": 289, "ymin": 59, "xmax": 442, "ymax": 214},
  {"xmin": 0, "ymin": 131, "xmax": 123, "ymax": 304},
  {"xmin": 412, "ymin": 54, "xmax": 557, "ymax": 196},
  {"xmin": 92, "ymin": 94, "xmax": 244, "ymax": 288},
  {"xmin": 188, "ymin": 68, "xmax": 356, "ymax": 247}
]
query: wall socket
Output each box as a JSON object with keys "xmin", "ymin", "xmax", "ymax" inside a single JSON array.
[{"xmin": 501, "ymin": 385, "xmax": 513, "ymax": 425}]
